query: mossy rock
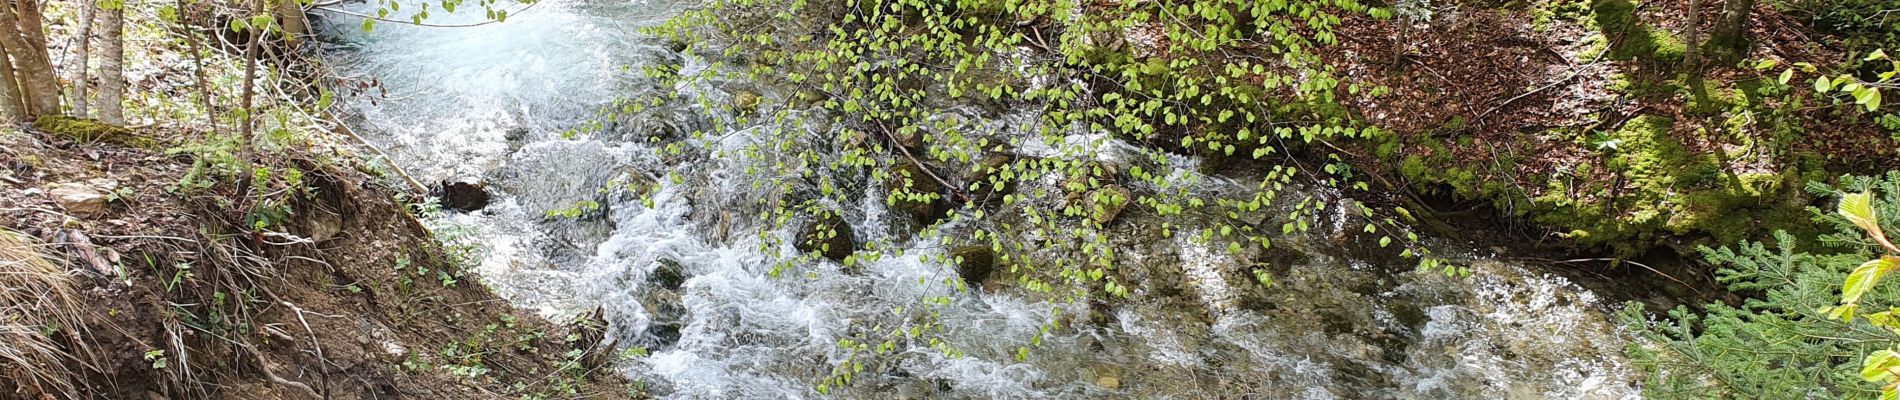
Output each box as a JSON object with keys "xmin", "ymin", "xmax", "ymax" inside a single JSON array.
[
  {"xmin": 33, "ymin": 115, "xmax": 156, "ymax": 149},
  {"xmin": 1531, "ymin": 116, "xmax": 1810, "ymax": 253}
]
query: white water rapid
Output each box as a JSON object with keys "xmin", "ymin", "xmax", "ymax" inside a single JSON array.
[{"xmin": 315, "ymin": 1, "xmax": 1644, "ymax": 398}]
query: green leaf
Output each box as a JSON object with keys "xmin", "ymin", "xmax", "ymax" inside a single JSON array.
[
  {"xmin": 1841, "ymin": 258, "xmax": 1892, "ymax": 308},
  {"xmin": 1778, "ymin": 68, "xmax": 1794, "ymax": 85},
  {"xmin": 1864, "ymin": 349, "xmax": 1900, "ymax": 382},
  {"xmin": 1840, "ymin": 191, "xmax": 1881, "ymax": 235},
  {"xmin": 1816, "ymin": 76, "xmax": 1834, "ymax": 93},
  {"xmin": 1870, "ymin": 310, "xmax": 1900, "ymax": 333}
]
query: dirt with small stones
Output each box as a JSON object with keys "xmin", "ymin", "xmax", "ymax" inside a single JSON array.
[{"xmin": 0, "ymin": 125, "xmax": 636, "ymax": 400}]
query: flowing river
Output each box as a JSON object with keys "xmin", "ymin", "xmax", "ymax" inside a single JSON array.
[{"xmin": 315, "ymin": 1, "xmax": 1642, "ymax": 398}]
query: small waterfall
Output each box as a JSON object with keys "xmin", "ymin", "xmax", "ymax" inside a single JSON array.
[{"xmin": 316, "ymin": 1, "xmax": 1642, "ymax": 398}]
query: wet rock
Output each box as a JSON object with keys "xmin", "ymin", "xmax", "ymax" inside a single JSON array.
[
  {"xmin": 646, "ymin": 322, "xmax": 682, "ymax": 348},
  {"xmin": 1092, "ymin": 364, "xmax": 1123, "ymax": 389},
  {"xmin": 877, "ymin": 128, "xmax": 926, "ymax": 151},
  {"xmin": 795, "ymin": 211, "xmax": 855, "ymax": 261},
  {"xmin": 889, "ymin": 162, "xmax": 950, "ymax": 224},
  {"xmin": 733, "ymin": 91, "xmax": 761, "ymax": 114},
  {"xmin": 1089, "ymin": 184, "xmax": 1133, "ymax": 226},
  {"xmin": 503, "ymin": 127, "xmax": 530, "ymax": 151},
  {"xmin": 649, "ymin": 258, "xmax": 686, "ymax": 290},
  {"xmin": 49, "ymin": 179, "xmax": 115, "ymax": 217},
  {"xmin": 434, "ymin": 180, "xmax": 491, "ymax": 211},
  {"xmin": 950, "ymin": 245, "xmax": 995, "ymax": 288},
  {"xmin": 965, "ymin": 154, "xmax": 1015, "ymax": 203},
  {"xmin": 639, "ymin": 289, "xmax": 687, "ymax": 349}
]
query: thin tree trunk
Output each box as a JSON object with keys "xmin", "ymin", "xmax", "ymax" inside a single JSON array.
[
  {"xmin": 1682, "ymin": 0, "xmax": 1701, "ymax": 73},
  {"xmin": 239, "ymin": 0, "xmax": 260, "ymax": 159},
  {"xmin": 93, "ymin": 0, "xmax": 122, "ymax": 123},
  {"xmin": 0, "ymin": 43, "xmax": 26, "ymax": 121},
  {"xmin": 176, "ymin": 0, "xmax": 214, "ymax": 131},
  {"xmin": 65, "ymin": 0, "xmax": 93, "ymax": 117},
  {"xmin": 0, "ymin": 0, "xmax": 61, "ymax": 118}
]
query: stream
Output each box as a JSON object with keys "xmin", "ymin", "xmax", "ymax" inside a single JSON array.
[{"xmin": 315, "ymin": 1, "xmax": 1643, "ymax": 398}]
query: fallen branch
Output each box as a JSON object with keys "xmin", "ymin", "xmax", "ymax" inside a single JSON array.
[
  {"xmin": 330, "ymin": 117, "xmax": 428, "ymax": 193},
  {"xmin": 870, "ymin": 121, "xmax": 972, "ymax": 203},
  {"xmin": 1546, "ymin": 257, "xmax": 1701, "ymax": 295}
]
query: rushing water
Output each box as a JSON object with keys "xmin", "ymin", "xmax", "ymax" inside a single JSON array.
[{"xmin": 316, "ymin": 1, "xmax": 1643, "ymax": 398}]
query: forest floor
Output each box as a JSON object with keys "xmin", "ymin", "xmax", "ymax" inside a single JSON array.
[
  {"xmin": 1323, "ymin": 0, "xmax": 1897, "ymax": 259},
  {"xmin": 0, "ymin": 122, "xmax": 641, "ymax": 399}
]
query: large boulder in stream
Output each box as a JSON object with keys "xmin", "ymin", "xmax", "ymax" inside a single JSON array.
[
  {"xmin": 795, "ymin": 211, "xmax": 855, "ymax": 261},
  {"xmin": 888, "ymin": 162, "xmax": 951, "ymax": 224},
  {"xmin": 950, "ymin": 245, "xmax": 999, "ymax": 290}
]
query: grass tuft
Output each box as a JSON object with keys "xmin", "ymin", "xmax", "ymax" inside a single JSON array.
[{"xmin": 0, "ymin": 229, "xmax": 93, "ymax": 398}]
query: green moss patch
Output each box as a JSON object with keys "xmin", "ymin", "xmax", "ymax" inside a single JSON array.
[
  {"xmin": 1591, "ymin": 0, "xmax": 1686, "ymax": 64},
  {"xmin": 1401, "ymin": 115, "xmax": 1813, "ymax": 255},
  {"xmin": 31, "ymin": 115, "xmax": 158, "ymax": 149}
]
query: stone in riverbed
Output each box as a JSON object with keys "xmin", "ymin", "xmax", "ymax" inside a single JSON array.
[
  {"xmin": 889, "ymin": 162, "xmax": 950, "ymax": 224},
  {"xmin": 950, "ymin": 245, "xmax": 996, "ymax": 289},
  {"xmin": 434, "ymin": 180, "xmax": 491, "ymax": 211},
  {"xmin": 649, "ymin": 258, "xmax": 686, "ymax": 291},
  {"xmin": 1089, "ymin": 184, "xmax": 1133, "ymax": 226},
  {"xmin": 1092, "ymin": 364, "xmax": 1123, "ymax": 389},
  {"xmin": 795, "ymin": 210, "xmax": 855, "ymax": 261}
]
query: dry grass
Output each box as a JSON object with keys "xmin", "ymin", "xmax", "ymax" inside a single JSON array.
[{"xmin": 0, "ymin": 228, "xmax": 93, "ymax": 398}]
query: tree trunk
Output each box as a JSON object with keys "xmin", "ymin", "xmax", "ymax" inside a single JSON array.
[
  {"xmin": 0, "ymin": 0, "xmax": 61, "ymax": 118},
  {"xmin": 64, "ymin": 0, "xmax": 92, "ymax": 117},
  {"xmin": 1711, "ymin": 0, "xmax": 1754, "ymax": 57},
  {"xmin": 93, "ymin": 0, "xmax": 122, "ymax": 123},
  {"xmin": 12, "ymin": 0, "xmax": 49, "ymax": 69},
  {"xmin": 272, "ymin": 0, "xmax": 308, "ymax": 47},
  {"xmin": 0, "ymin": 44, "xmax": 25, "ymax": 121},
  {"xmin": 1682, "ymin": 0, "xmax": 1701, "ymax": 73}
]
